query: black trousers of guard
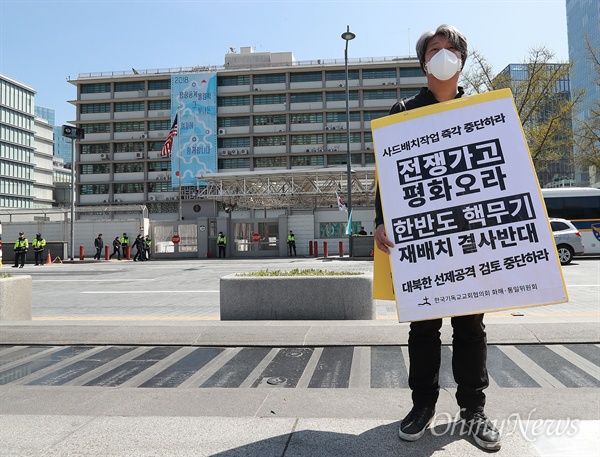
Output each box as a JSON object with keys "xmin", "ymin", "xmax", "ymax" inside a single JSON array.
[
  {"xmin": 218, "ymin": 245, "xmax": 226, "ymax": 258},
  {"xmin": 408, "ymin": 313, "xmax": 488, "ymax": 413},
  {"xmin": 288, "ymin": 242, "xmax": 296, "ymax": 256},
  {"xmin": 34, "ymin": 250, "xmax": 44, "ymax": 265},
  {"xmin": 14, "ymin": 251, "xmax": 26, "ymax": 267}
]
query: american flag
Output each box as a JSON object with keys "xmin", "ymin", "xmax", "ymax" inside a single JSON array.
[{"xmin": 160, "ymin": 115, "xmax": 178, "ymax": 157}]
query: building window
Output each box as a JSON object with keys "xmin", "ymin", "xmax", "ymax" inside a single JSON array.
[
  {"xmin": 326, "ymin": 112, "xmax": 360, "ymax": 122},
  {"xmin": 363, "ymin": 110, "xmax": 389, "ymax": 121},
  {"xmin": 218, "ymin": 158, "xmax": 251, "ymax": 169},
  {"xmin": 81, "ymin": 83, "xmax": 111, "ymax": 94},
  {"xmin": 253, "ymin": 73, "xmax": 286, "ymax": 84},
  {"xmin": 255, "ymin": 156, "xmax": 287, "ymax": 167},
  {"xmin": 253, "ymin": 94, "xmax": 286, "ymax": 105},
  {"xmin": 149, "ymin": 161, "xmax": 171, "ymax": 171},
  {"xmin": 365, "ymin": 153, "xmax": 375, "ymax": 164},
  {"xmin": 290, "ymin": 72, "xmax": 322, "ymax": 82},
  {"xmin": 115, "ymin": 142, "xmax": 144, "ymax": 152},
  {"xmin": 320, "ymin": 221, "xmax": 361, "ymax": 238},
  {"xmin": 400, "ymin": 68, "xmax": 424, "ymax": 77},
  {"xmin": 148, "ymin": 182, "xmax": 173, "ymax": 192},
  {"xmin": 218, "ymin": 96, "xmax": 250, "ymax": 107},
  {"xmin": 114, "ymin": 121, "xmax": 144, "ymax": 132},
  {"xmin": 325, "ymin": 70, "xmax": 359, "ymax": 81},
  {"xmin": 80, "ymin": 103, "xmax": 110, "ymax": 114},
  {"xmin": 80, "ymin": 184, "xmax": 109, "ymax": 195},
  {"xmin": 290, "ymin": 92, "xmax": 323, "ymax": 103},
  {"xmin": 115, "ymin": 163, "xmax": 144, "ymax": 173},
  {"xmin": 326, "ymin": 91, "xmax": 359, "ymax": 101},
  {"xmin": 148, "ymin": 100, "xmax": 170, "ymax": 111},
  {"xmin": 401, "ymin": 88, "xmax": 421, "ymax": 98},
  {"xmin": 364, "ymin": 132, "xmax": 373, "ymax": 143},
  {"xmin": 218, "ymin": 116, "xmax": 250, "ymax": 127},
  {"xmin": 291, "ymin": 113, "xmax": 323, "ymax": 124},
  {"xmin": 82, "ymin": 123, "xmax": 110, "ymax": 134},
  {"xmin": 148, "ymin": 79, "xmax": 171, "ymax": 90},
  {"xmin": 149, "ymin": 141, "xmax": 165, "ymax": 151},
  {"xmin": 80, "ymin": 164, "xmax": 110, "ymax": 174},
  {"xmin": 114, "ymin": 183, "xmax": 144, "ymax": 193},
  {"xmin": 326, "ymin": 133, "xmax": 361, "ymax": 143},
  {"xmin": 254, "ymin": 114, "xmax": 286, "ymax": 125},
  {"xmin": 218, "ymin": 75, "xmax": 250, "ymax": 86},
  {"xmin": 291, "ymin": 155, "xmax": 324, "ymax": 166},
  {"xmin": 115, "ymin": 101, "xmax": 145, "ymax": 112},
  {"xmin": 254, "ymin": 135, "xmax": 286, "ymax": 146},
  {"xmin": 363, "ymin": 89, "xmax": 398, "ymax": 100},
  {"xmin": 115, "ymin": 81, "xmax": 145, "ymax": 92},
  {"xmin": 81, "ymin": 144, "xmax": 110, "ymax": 154},
  {"xmin": 219, "ymin": 138, "xmax": 251, "ymax": 148},
  {"xmin": 363, "ymin": 69, "xmax": 397, "ymax": 79},
  {"xmin": 291, "ymin": 134, "xmax": 324, "ymax": 145},
  {"xmin": 327, "ymin": 154, "xmax": 361, "ymax": 165},
  {"xmin": 148, "ymin": 120, "xmax": 169, "ymax": 131}
]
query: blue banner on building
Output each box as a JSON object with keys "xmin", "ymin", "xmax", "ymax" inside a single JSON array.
[{"xmin": 170, "ymin": 73, "xmax": 217, "ymax": 188}]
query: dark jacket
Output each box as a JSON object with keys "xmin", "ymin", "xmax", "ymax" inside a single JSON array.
[
  {"xmin": 94, "ymin": 237, "xmax": 104, "ymax": 249},
  {"xmin": 375, "ymin": 87, "xmax": 465, "ymax": 227}
]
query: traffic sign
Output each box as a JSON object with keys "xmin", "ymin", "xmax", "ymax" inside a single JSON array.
[
  {"xmin": 172, "ymin": 235, "xmax": 181, "ymax": 244},
  {"xmin": 252, "ymin": 233, "xmax": 260, "ymax": 242}
]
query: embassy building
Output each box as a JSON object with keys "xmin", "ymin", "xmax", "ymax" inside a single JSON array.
[{"xmin": 68, "ymin": 48, "xmax": 426, "ymax": 256}]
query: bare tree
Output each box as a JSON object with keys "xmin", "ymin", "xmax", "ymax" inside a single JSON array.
[
  {"xmin": 461, "ymin": 47, "xmax": 583, "ymax": 183},
  {"xmin": 573, "ymin": 38, "xmax": 600, "ymax": 170}
]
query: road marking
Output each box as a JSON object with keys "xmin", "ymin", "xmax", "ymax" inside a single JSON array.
[
  {"xmin": 81, "ymin": 290, "xmax": 219, "ymax": 294},
  {"xmin": 33, "ymin": 316, "xmax": 220, "ymax": 321}
]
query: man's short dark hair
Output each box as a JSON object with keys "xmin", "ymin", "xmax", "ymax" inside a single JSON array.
[{"xmin": 415, "ymin": 24, "xmax": 468, "ymax": 73}]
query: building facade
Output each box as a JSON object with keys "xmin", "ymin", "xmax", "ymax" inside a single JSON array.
[
  {"xmin": 32, "ymin": 115, "xmax": 55, "ymax": 208},
  {"xmin": 566, "ymin": 0, "xmax": 599, "ymax": 187},
  {"xmin": 0, "ymin": 73, "xmax": 36, "ymax": 208}
]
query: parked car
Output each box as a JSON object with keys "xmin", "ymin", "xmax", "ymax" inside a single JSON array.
[{"xmin": 549, "ymin": 218, "xmax": 585, "ymax": 265}]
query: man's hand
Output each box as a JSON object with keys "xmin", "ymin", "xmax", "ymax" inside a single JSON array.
[{"xmin": 375, "ymin": 224, "xmax": 394, "ymax": 255}]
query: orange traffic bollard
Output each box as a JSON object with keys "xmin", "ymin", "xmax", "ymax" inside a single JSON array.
[
  {"xmin": 339, "ymin": 241, "xmax": 344, "ymax": 257},
  {"xmin": 105, "ymin": 245, "xmax": 110, "ymax": 260},
  {"xmin": 126, "ymin": 245, "xmax": 131, "ymax": 260},
  {"xmin": 323, "ymin": 241, "xmax": 328, "ymax": 258},
  {"xmin": 313, "ymin": 241, "xmax": 319, "ymax": 257},
  {"xmin": 79, "ymin": 245, "xmax": 85, "ymax": 260},
  {"xmin": 309, "ymin": 241, "xmax": 313, "ymax": 256}
]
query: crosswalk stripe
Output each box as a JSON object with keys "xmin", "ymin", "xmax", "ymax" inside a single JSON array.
[
  {"xmin": 180, "ymin": 348, "xmax": 242, "ymax": 388},
  {"xmin": 296, "ymin": 348, "xmax": 324, "ymax": 389},
  {"xmin": 547, "ymin": 345, "xmax": 600, "ymax": 381},
  {"xmin": 348, "ymin": 346, "xmax": 371, "ymax": 389},
  {"xmin": 239, "ymin": 348, "xmax": 279, "ymax": 388},
  {"xmin": 496, "ymin": 346, "xmax": 565, "ymax": 388}
]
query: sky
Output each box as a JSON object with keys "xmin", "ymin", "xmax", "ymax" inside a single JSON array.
[{"xmin": 0, "ymin": 0, "xmax": 570, "ymax": 127}]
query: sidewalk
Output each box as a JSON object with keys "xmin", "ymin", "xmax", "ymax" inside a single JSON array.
[{"xmin": 0, "ymin": 257, "xmax": 598, "ymax": 456}]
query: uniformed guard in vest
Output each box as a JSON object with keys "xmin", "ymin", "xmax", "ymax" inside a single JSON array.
[
  {"xmin": 217, "ymin": 232, "xmax": 227, "ymax": 258},
  {"xmin": 13, "ymin": 232, "xmax": 28, "ymax": 268},
  {"xmin": 32, "ymin": 233, "xmax": 47, "ymax": 266},
  {"xmin": 144, "ymin": 236, "xmax": 152, "ymax": 260},
  {"xmin": 287, "ymin": 230, "xmax": 297, "ymax": 256},
  {"xmin": 120, "ymin": 233, "xmax": 130, "ymax": 259}
]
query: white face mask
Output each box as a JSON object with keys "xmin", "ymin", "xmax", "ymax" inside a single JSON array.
[{"xmin": 426, "ymin": 48, "xmax": 462, "ymax": 81}]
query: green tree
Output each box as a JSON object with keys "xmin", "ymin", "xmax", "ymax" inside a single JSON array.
[
  {"xmin": 572, "ymin": 38, "xmax": 600, "ymax": 170},
  {"xmin": 461, "ymin": 47, "xmax": 583, "ymax": 184}
]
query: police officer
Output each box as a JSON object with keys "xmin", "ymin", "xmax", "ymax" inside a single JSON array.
[
  {"xmin": 32, "ymin": 233, "xmax": 47, "ymax": 265},
  {"xmin": 287, "ymin": 230, "xmax": 297, "ymax": 257},
  {"xmin": 217, "ymin": 231, "xmax": 227, "ymax": 258},
  {"xmin": 120, "ymin": 233, "xmax": 130, "ymax": 259},
  {"xmin": 144, "ymin": 236, "xmax": 152, "ymax": 260},
  {"xmin": 13, "ymin": 232, "xmax": 28, "ymax": 268}
]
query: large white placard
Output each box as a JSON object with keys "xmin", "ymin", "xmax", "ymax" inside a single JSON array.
[{"xmin": 372, "ymin": 89, "xmax": 568, "ymax": 322}]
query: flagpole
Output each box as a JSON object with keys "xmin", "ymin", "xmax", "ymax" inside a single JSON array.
[{"xmin": 177, "ymin": 105, "xmax": 182, "ymax": 221}]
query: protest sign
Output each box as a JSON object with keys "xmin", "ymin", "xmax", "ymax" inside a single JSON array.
[{"xmin": 372, "ymin": 89, "xmax": 568, "ymax": 322}]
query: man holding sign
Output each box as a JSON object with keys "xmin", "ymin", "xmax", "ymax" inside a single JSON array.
[{"xmin": 374, "ymin": 24, "xmax": 502, "ymax": 451}]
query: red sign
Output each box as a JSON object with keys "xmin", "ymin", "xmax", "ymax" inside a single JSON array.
[
  {"xmin": 172, "ymin": 235, "xmax": 181, "ymax": 244},
  {"xmin": 252, "ymin": 233, "xmax": 261, "ymax": 242}
]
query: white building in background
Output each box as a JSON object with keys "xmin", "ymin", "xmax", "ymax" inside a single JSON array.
[{"xmin": 32, "ymin": 115, "xmax": 55, "ymax": 208}]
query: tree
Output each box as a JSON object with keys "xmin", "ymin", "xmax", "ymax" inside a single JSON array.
[
  {"xmin": 461, "ymin": 47, "xmax": 583, "ymax": 185},
  {"xmin": 572, "ymin": 38, "xmax": 600, "ymax": 171}
]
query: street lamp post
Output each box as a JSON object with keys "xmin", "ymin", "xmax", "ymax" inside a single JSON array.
[{"xmin": 342, "ymin": 25, "xmax": 356, "ymax": 257}]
